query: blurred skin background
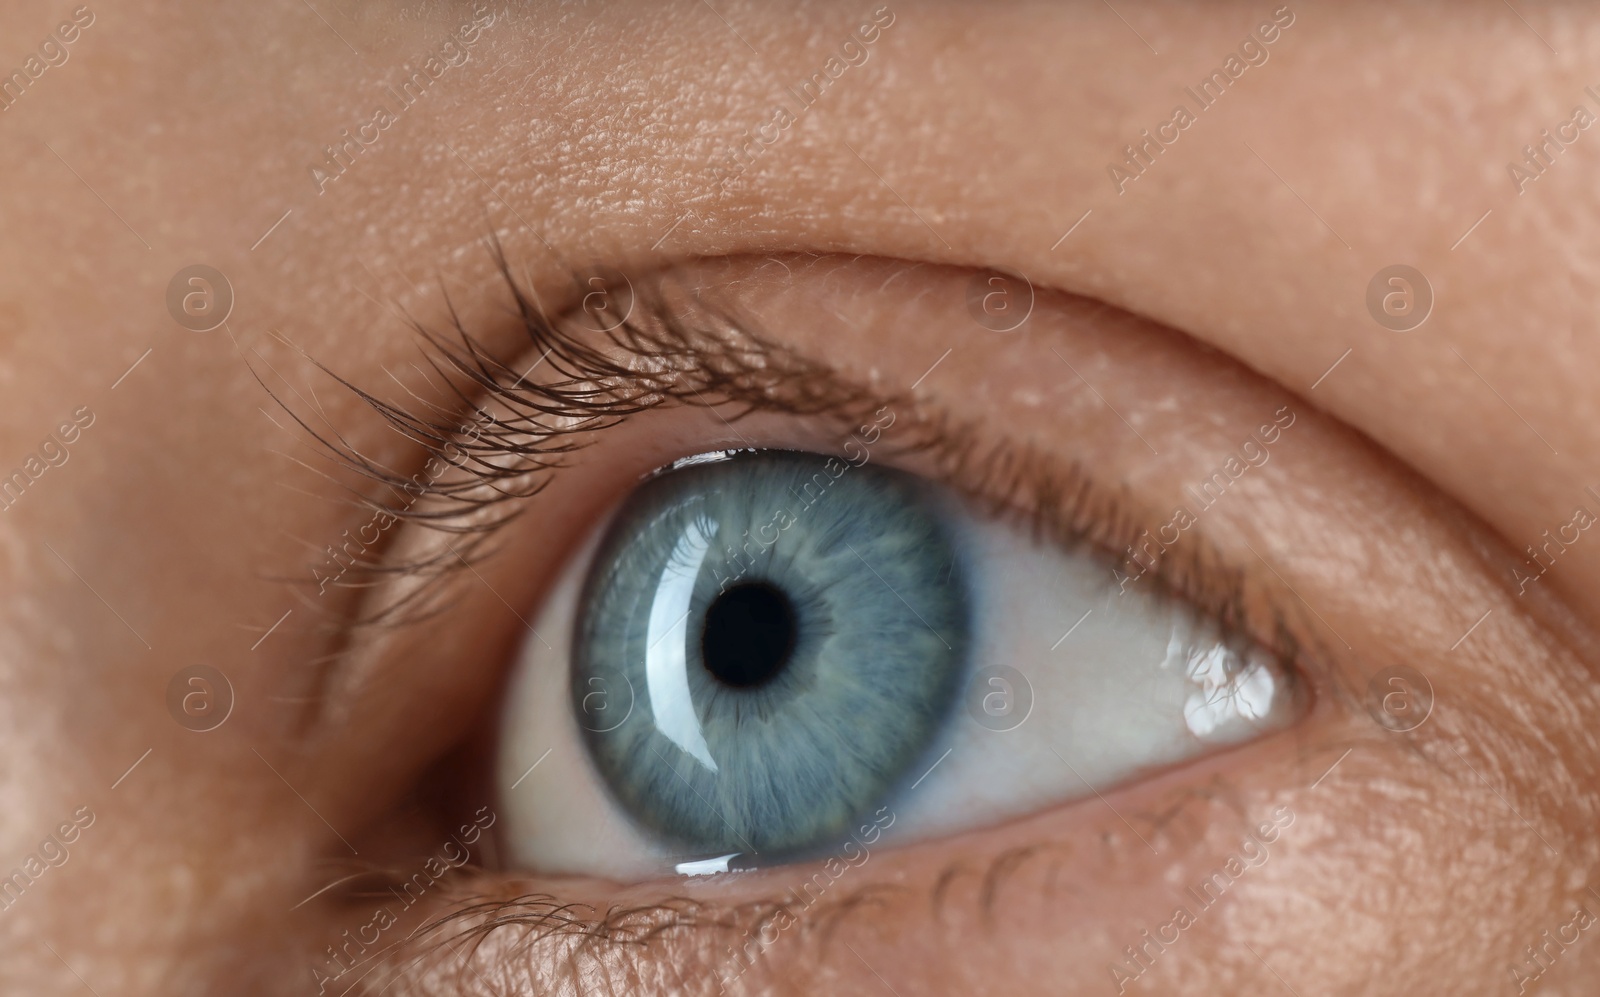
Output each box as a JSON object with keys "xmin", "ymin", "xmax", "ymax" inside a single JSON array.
[{"xmin": 2, "ymin": 1, "xmax": 1600, "ymax": 994}]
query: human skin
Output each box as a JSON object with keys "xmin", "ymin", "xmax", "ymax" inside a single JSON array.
[{"xmin": 1, "ymin": 1, "xmax": 1598, "ymax": 994}]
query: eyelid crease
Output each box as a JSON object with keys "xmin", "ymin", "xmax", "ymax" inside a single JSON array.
[
  {"xmin": 267, "ymin": 246, "xmax": 893, "ymax": 623},
  {"xmin": 274, "ymin": 244, "xmax": 1320, "ymax": 736},
  {"xmin": 285, "ymin": 246, "xmax": 1297, "ymax": 649},
  {"xmin": 275, "ymin": 249, "xmax": 1337, "ymax": 982}
]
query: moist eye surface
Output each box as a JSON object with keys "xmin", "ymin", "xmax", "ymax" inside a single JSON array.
[{"xmin": 572, "ymin": 449, "xmax": 971, "ymax": 858}]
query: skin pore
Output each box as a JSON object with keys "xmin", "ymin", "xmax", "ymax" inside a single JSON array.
[{"xmin": 2, "ymin": 1, "xmax": 1598, "ymax": 994}]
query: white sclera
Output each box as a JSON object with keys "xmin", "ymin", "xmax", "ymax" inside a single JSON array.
[
  {"xmin": 498, "ymin": 521, "xmax": 678, "ymax": 880},
  {"xmin": 885, "ymin": 513, "xmax": 1295, "ymax": 837},
  {"xmin": 496, "ymin": 493, "xmax": 1297, "ymax": 879}
]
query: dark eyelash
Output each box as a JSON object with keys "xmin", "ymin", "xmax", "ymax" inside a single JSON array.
[
  {"xmin": 270, "ymin": 246, "xmax": 1317, "ymax": 971},
  {"xmin": 303, "ymin": 770, "xmax": 1291, "ymax": 996},
  {"xmin": 267, "ymin": 244, "xmax": 1283, "ymax": 659},
  {"xmin": 261, "ymin": 244, "xmax": 909, "ymax": 630},
  {"xmin": 309, "ymin": 868, "xmax": 912, "ymax": 997}
]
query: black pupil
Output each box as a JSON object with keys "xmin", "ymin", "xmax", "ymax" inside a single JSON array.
[{"xmin": 701, "ymin": 582, "xmax": 798, "ymax": 688}]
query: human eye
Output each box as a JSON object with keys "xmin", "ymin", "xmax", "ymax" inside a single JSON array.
[
  {"xmin": 24, "ymin": 0, "xmax": 1600, "ymax": 990},
  {"xmin": 290, "ymin": 250, "xmax": 1429, "ymax": 994},
  {"xmin": 499, "ymin": 445, "xmax": 1298, "ymax": 878}
]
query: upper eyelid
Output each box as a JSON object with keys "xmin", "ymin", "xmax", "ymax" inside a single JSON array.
[
  {"xmin": 279, "ymin": 253, "xmax": 903, "ymax": 605},
  {"xmin": 267, "ymin": 254, "xmax": 924, "ymax": 728},
  {"xmin": 282, "ymin": 250, "xmax": 1316, "ymax": 731}
]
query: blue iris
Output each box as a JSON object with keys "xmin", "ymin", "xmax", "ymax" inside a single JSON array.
[{"xmin": 573, "ymin": 449, "xmax": 971, "ymax": 857}]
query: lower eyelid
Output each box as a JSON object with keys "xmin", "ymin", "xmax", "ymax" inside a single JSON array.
[
  {"xmin": 345, "ymin": 721, "xmax": 1333, "ymax": 997},
  {"xmin": 362, "ymin": 891, "xmax": 748, "ymax": 996}
]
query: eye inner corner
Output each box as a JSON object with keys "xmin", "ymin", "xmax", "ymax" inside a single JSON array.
[{"xmin": 700, "ymin": 580, "xmax": 800, "ymax": 689}]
